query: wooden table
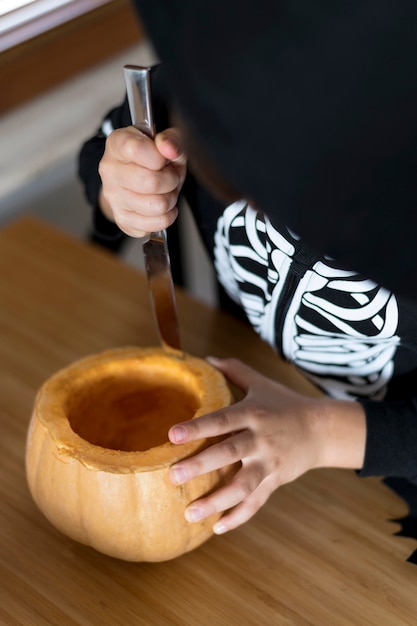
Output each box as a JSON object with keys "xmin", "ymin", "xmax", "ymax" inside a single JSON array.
[{"xmin": 1, "ymin": 216, "xmax": 416, "ymax": 626}]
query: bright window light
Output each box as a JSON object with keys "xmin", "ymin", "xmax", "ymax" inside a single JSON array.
[
  {"xmin": 0, "ymin": 0, "xmax": 109, "ymax": 44},
  {"xmin": 1, "ymin": 1, "xmax": 43, "ymax": 16},
  {"xmin": 0, "ymin": 1, "xmax": 75, "ymax": 27},
  {"xmin": 0, "ymin": 0, "xmax": 111, "ymax": 52}
]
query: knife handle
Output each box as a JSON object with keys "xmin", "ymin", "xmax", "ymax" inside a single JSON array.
[
  {"xmin": 124, "ymin": 65, "xmax": 159, "ymax": 246},
  {"xmin": 123, "ymin": 65, "xmax": 155, "ymax": 139}
]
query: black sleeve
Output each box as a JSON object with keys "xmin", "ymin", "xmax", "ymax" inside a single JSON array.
[
  {"xmin": 359, "ymin": 304, "xmax": 417, "ymax": 481},
  {"xmin": 359, "ymin": 397, "xmax": 417, "ymax": 481},
  {"xmin": 78, "ymin": 98, "xmax": 129, "ymax": 244},
  {"xmin": 77, "ymin": 64, "xmax": 172, "ymax": 243}
]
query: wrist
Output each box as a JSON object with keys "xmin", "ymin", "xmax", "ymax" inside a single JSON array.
[{"xmin": 309, "ymin": 398, "xmax": 366, "ymax": 470}]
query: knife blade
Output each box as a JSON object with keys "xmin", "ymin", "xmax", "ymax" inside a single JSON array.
[{"xmin": 123, "ymin": 65, "xmax": 182, "ymax": 355}]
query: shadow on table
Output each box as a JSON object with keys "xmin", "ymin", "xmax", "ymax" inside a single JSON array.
[{"xmin": 384, "ymin": 477, "xmax": 417, "ymax": 565}]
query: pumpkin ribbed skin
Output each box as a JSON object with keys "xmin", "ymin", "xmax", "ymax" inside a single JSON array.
[{"xmin": 26, "ymin": 347, "xmax": 236, "ymax": 562}]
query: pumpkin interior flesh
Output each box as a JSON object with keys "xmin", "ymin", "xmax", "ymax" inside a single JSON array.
[{"xmin": 66, "ymin": 371, "xmax": 200, "ymax": 452}]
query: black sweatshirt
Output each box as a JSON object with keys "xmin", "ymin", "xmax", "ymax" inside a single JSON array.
[
  {"xmin": 132, "ymin": 0, "xmax": 417, "ymax": 301},
  {"xmin": 79, "ymin": 66, "xmax": 417, "ymax": 484}
]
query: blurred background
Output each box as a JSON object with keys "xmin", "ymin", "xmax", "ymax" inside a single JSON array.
[{"xmin": 0, "ymin": 0, "xmax": 217, "ymax": 305}]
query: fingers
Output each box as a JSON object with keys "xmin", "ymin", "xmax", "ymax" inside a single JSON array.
[
  {"xmin": 168, "ymin": 410, "xmax": 274, "ymax": 532},
  {"xmin": 107, "ymin": 127, "xmax": 167, "ymax": 169},
  {"xmin": 207, "ymin": 356, "xmax": 265, "ymax": 391},
  {"xmin": 108, "ymin": 126, "xmax": 187, "ymax": 170},
  {"xmin": 167, "ymin": 356, "xmax": 325, "ymax": 535},
  {"xmin": 169, "ymin": 400, "xmax": 245, "ymax": 445},
  {"xmin": 99, "ymin": 126, "xmax": 186, "ymax": 237},
  {"xmin": 166, "ymin": 356, "xmax": 300, "ymax": 534},
  {"xmin": 168, "ymin": 357, "xmax": 262, "ymax": 446},
  {"xmin": 100, "ymin": 139, "xmax": 181, "ymax": 197},
  {"xmin": 185, "ymin": 467, "xmax": 275, "ymax": 535},
  {"xmin": 169, "ymin": 429, "xmax": 252, "ymax": 485},
  {"xmin": 168, "ymin": 419, "xmax": 273, "ymax": 534},
  {"xmin": 184, "ymin": 463, "xmax": 263, "ymax": 522},
  {"xmin": 112, "ymin": 202, "xmax": 179, "ymax": 238},
  {"xmin": 212, "ymin": 476, "xmax": 275, "ymax": 534}
]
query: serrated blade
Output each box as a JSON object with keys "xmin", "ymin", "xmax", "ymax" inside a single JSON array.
[{"xmin": 124, "ymin": 65, "xmax": 182, "ymax": 354}]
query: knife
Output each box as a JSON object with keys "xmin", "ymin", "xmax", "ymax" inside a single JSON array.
[{"xmin": 123, "ymin": 65, "xmax": 182, "ymax": 355}]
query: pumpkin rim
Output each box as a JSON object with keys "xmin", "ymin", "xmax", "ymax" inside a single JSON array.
[{"xmin": 33, "ymin": 346, "xmax": 233, "ymax": 473}]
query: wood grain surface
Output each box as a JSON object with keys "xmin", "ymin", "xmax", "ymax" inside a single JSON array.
[{"xmin": 0, "ymin": 216, "xmax": 416, "ymax": 625}]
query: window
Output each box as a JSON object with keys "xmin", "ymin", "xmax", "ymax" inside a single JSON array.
[
  {"xmin": 1, "ymin": 1, "xmax": 39, "ymax": 15},
  {"xmin": 0, "ymin": 0, "xmax": 143, "ymax": 114},
  {"xmin": 0, "ymin": 0, "xmax": 112, "ymax": 51}
]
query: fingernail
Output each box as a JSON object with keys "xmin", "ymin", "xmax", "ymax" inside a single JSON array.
[
  {"xmin": 185, "ymin": 507, "xmax": 205, "ymax": 522},
  {"xmin": 162, "ymin": 137, "xmax": 180, "ymax": 159},
  {"xmin": 169, "ymin": 138, "xmax": 180, "ymax": 155},
  {"xmin": 170, "ymin": 426, "xmax": 187, "ymax": 443},
  {"xmin": 213, "ymin": 523, "xmax": 228, "ymax": 535},
  {"xmin": 170, "ymin": 465, "xmax": 188, "ymax": 484}
]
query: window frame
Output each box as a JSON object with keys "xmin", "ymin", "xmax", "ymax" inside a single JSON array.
[
  {"xmin": 0, "ymin": 0, "xmax": 143, "ymax": 114},
  {"xmin": 0, "ymin": 0, "xmax": 113, "ymax": 52}
]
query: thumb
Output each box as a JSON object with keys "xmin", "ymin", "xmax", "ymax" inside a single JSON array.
[
  {"xmin": 206, "ymin": 356, "xmax": 262, "ymax": 394},
  {"xmin": 155, "ymin": 128, "xmax": 187, "ymax": 165}
]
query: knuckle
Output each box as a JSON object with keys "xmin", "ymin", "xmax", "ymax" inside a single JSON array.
[
  {"xmin": 221, "ymin": 439, "xmax": 239, "ymax": 461},
  {"xmin": 245, "ymin": 499, "xmax": 262, "ymax": 519},
  {"xmin": 114, "ymin": 213, "xmax": 131, "ymax": 234},
  {"xmin": 154, "ymin": 212, "xmax": 174, "ymax": 232},
  {"xmin": 98, "ymin": 158, "xmax": 111, "ymax": 181},
  {"xmin": 268, "ymin": 454, "xmax": 283, "ymax": 475},
  {"xmin": 237, "ymin": 478, "xmax": 254, "ymax": 500},
  {"xmin": 213, "ymin": 410, "xmax": 230, "ymax": 432},
  {"xmin": 120, "ymin": 132, "xmax": 143, "ymax": 161},
  {"xmin": 142, "ymin": 194, "xmax": 174, "ymax": 218},
  {"xmin": 104, "ymin": 130, "xmax": 118, "ymax": 151},
  {"xmin": 187, "ymin": 456, "xmax": 204, "ymax": 478},
  {"xmin": 248, "ymin": 406, "xmax": 268, "ymax": 428},
  {"xmin": 141, "ymin": 171, "xmax": 159, "ymax": 194},
  {"xmin": 166, "ymin": 206, "xmax": 179, "ymax": 226},
  {"xmin": 154, "ymin": 194, "xmax": 172, "ymax": 215},
  {"xmin": 114, "ymin": 210, "xmax": 139, "ymax": 236},
  {"xmin": 154, "ymin": 209, "xmax": 178, "ymax": 233},
  {"xmin": 234, "ymin": 467, "xmax": 264, "ymax": 501},
  {"xmin": 224, "ymin": 357, "xmax": 242, "ymax": 369}
]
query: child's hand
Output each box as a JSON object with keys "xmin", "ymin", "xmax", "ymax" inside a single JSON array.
[
  {"xmin": 168, "ymin": 357, "xmax": 366, "ymax": 534},
  {"xmin": 98, "ymin": 126, "xmax": 187, "ymax": 237}
]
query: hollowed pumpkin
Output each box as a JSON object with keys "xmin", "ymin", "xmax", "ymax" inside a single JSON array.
[{"xmin": 26, "ymin": 347, "xmax": 236, "ymax": 562}]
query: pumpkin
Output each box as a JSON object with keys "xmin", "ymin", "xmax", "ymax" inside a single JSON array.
[{"xmin": 26, "ymin": 347, "xmax": 237, "ymax": 562}]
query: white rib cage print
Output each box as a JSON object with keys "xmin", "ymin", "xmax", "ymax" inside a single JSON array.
[{"xmin": 214, "ymin": 201, "xmax": 400, "ymax": 400}]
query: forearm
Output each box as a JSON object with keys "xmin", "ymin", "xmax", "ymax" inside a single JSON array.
[{"xmin": 314, "ymin": 393, "xmax": 417, "ymax": 480}]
